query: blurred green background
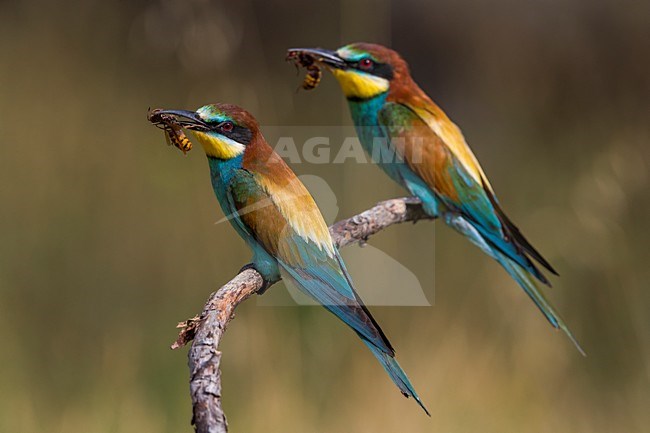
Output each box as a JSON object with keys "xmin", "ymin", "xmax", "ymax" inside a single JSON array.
[{"xmin": 1, "ymin": 0, "xmax": 649, "ymax": 432}]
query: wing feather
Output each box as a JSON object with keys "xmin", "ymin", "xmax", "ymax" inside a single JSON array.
[
  {"xmin": 228, "ymin": 168, "xmax": 394, "ymax": 354},
  {"xmin": 378, "ymin": 101, "xmax": 555, "ymax": 280}
]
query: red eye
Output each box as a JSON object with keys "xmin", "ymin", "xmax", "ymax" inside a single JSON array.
[
  {"xmin": 359, "ymin": 58, "xmax": 374, "ymax": 70},
  {"xmin": 221, "ymin": 121, "xmax": 234, "ymax": 132}
]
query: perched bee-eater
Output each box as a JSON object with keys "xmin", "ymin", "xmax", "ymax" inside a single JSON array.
[
  {"xmin": 155, "ymin": 103, "xmax": 429, "ymax": 414},
  {"xmin": 289, "ymin": 43, "xmax": 583, "ymax": 353}
]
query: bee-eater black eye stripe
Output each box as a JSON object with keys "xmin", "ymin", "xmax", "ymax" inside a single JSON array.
[
  {"xmin": 222, "ymin": 125, "xmax": 253, "ymax": 146},
  {"xmin": 372, "ymin": 62, "xmax": 394, "ymax": 80},
  {"xmin": 347, "ymin": 60, "xmax": 394, "ymax": 80}
]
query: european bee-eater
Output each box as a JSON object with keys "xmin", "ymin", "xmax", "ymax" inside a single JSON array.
[
  {"xmin": 155, "ymin": 103, "xmax": 429, "ymax": 414},
  {"xmin": 288, "ymin": 43, "xmax": 583, "ymax": 353}
]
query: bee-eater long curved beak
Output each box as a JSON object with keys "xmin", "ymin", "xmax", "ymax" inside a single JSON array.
[
  {"xmin": 156, "ymin": 109, "xmax": 210, "ymax": 131},
  {"xmin": 287, "ymin": 48, "xmax": 347, "ymax": 69}
]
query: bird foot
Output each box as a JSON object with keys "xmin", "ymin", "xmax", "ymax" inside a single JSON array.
[{"xmin": 238, "ymin": 263, "xmax": 272, "ymax": 294}]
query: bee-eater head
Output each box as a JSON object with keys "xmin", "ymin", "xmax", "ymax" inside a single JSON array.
[
  {"xmin": 157, "ymin": 104, "xmax": 258, "ymax": 160},
  {"xmin": 288, "ymin": 43, "xmax": 409, "ymax": 100}
]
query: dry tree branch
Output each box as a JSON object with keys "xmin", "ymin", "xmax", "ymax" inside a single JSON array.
[{"xmin": 173, "ymin": 197, "xmax": 433, "ymax": 433}]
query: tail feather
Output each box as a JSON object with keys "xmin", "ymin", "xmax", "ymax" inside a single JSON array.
[
  {"xmin": 477, "ymin": 226, "xmax": 551, "ymax": 286},
  {"xmin": 444, "ymin": 213, "xmax": 585, "ymax": 355},
  {"xmin": 493, "ymin": 250, "xmax": 585, "ymax": 356},
  {"xmin": 481, "ymin": 177, "xmax": 559, "ymax": 277},
  {"xmin": 362, "ymin": 338, "xmax": 431, "ymax": 416}
]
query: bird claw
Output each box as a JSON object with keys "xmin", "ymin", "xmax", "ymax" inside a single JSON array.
[{"xmin": 239, "ymin": 263, "xmax": 272, "ymax": 294}]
